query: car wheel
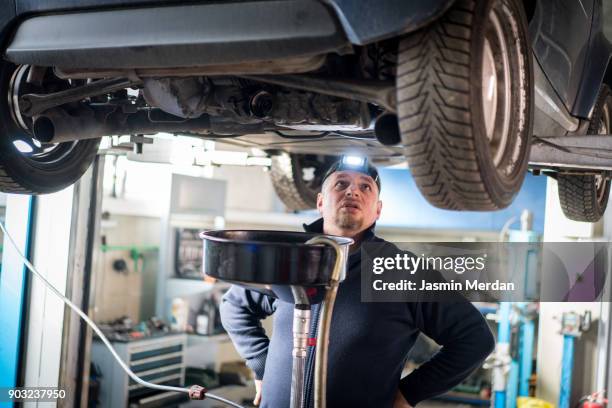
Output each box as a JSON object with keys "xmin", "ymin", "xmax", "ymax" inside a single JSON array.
[
  {"xmin": 557, "ymin": 86, "xmax": 612, "ymax": 222},
  {"xmin": 397, "ymin": 0, "xmax": 533, "ymax": 210},
  {"xmin": 0, "ymin": 63, "xmax": 100, "ymax": 194},
  {"xmin": 269, "ymin": 153, "xmax": 337, "ymax": 211}
]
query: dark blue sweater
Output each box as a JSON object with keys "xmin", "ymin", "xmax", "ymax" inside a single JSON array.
[{"xmin": 220, "ymin": 219, "xmax": 495, "ymax": 407}]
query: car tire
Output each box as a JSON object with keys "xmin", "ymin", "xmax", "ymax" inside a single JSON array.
[
  {"xmin": 269, "ymin": 153, "xmax": 336, "ymax": 211},
  {"xmin": 397, "ymin": 0, "xmax": 533, "ymax": 210},
  {"xmin": 0, "ymin": 63, "xmax": 100, "ymax": 194},
  {"xmin": 557, "ymin": 86, "xmax": 612, "ymax": 222}
]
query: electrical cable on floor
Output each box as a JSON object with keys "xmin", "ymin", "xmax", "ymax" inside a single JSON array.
[{"xmin": 0, "ymin": 219, "xmax": 244, "ymax": 408}]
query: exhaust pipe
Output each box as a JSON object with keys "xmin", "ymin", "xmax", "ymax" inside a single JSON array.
[
  {"xmin": 374, "ymin": 113, "xmax": 401, "ymax": 146},
  {"xmin": 31, "ymin": 108, "xmax": 222, "ymax": 144},
  {"xmin": 33, "ymin": 108, "xmax": 109, "ymax": 144}
]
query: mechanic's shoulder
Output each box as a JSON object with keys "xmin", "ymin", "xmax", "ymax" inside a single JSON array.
[
  {"xmin": 369, "ymin": 235, "xmax": 418, "ymax": 258},
  {"xmin": 367, "ymin": 235, "xmax": 401, "ymax": 253}
]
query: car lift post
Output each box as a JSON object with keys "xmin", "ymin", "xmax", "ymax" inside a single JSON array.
[
  {"xmin": 559, "ymin": 311, "xmax": 591, "ymax": 408},
  {"xmin": 507, "ymin": 226, "xmax": 540, "ymax": 401},
  {"xmin": 493, "ymin": 301, "xmax": 512, "ymax": 408}
]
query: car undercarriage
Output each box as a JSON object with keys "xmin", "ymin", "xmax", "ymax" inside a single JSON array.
[{"xmin": 0, "ymin": 0, "xmax": 611, "ymax": 221}]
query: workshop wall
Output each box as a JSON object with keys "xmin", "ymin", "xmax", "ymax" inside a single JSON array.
[
  {"xmin": 213, "ymin": 165, "xmax": 284, "ymax": 213},
  {"xmin": 94, "ymin": 214, "xmax": 161, "ymax": 323},
  {"xmin": 537, "ymin": 302, "xmax": 600, "ymax": 405}
]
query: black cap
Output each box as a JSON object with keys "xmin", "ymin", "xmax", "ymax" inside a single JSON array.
[{"xmin": 322, "ymin": 157, "xmax": 381, "ymax": 192}]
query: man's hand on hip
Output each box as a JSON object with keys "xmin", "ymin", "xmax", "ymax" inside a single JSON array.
[
  {"xmin": 254, "ymin": 379, "xmax": 262, "ymax": 406},
  {"xmin": 393, "ymin": 389, "xmax": 413, "ymax": 408}
]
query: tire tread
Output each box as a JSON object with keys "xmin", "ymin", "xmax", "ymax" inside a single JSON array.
[
  {"xmin": 397, "ymin": 0, "xmax": 529, "ymax": 210},
  {"xmin": 557, "ymin": 86, "xmax": 612, "ymax": 222}
]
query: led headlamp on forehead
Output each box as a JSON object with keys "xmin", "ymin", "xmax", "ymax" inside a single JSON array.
[{"xmin": 322, "ymin": 156, "xmax": 381, "ymax": 192}]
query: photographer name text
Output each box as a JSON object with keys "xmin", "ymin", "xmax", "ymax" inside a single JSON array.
[{"xmin": 372, "ymin": 279, "xmax": 515, "ymax": 291}]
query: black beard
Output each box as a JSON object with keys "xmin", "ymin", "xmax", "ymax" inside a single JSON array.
[{"xmin": 336, "ymin": 212, "xmax": 360, "ymax": 229}]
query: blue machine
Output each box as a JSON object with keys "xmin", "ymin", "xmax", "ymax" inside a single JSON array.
[
  {"xmin": 493, "ymin": 301, "xmax": 513, "ymax": 408},
  {"xmin": 517, "ymin": 304, "xmax": 536, "ymax": 398},
  {"xmin": 558, "ymin": 311, "xmax": 591, "ymax": 408},
  {"xmin": 493, "ymin": 301, "xmax": 538, "ymax": 408}
]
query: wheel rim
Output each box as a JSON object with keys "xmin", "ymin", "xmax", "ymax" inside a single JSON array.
[
  {"xmin": 595, "ymin": 174, "xmax": 607, "ymax": 202},
  {"xmin": 481, "ymin": 9, "xmax": 512, "ymax": 168},
  {"xmin": 7, "ymin": 65, "xmax": 79, "ymax": 167}
]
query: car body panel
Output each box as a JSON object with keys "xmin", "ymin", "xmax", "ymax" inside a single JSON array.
[
  {"xmin": 324, "ymin": 0, "xmax": 454, "ymax": 44},
  {"xmin": 0, "ymin": 0, "xmax": 15, "ymax": 46},
  {"xmin": 572, "ymin": 0, "xmax": 612, "ymax": 118},
  {"xmin": 529, "ymin": 0, "xmax": 594, "ymax": 116},
  {"xmin": 11, "ymin": 0, "xmax": 454, "ymax": 46},
  {"xmin": 6, "ymin": 1, "xmax": 349, "ymax": 69},
  {"xmin": 16, "ymin": 0, "xmax": 182, "ymax": 13}
]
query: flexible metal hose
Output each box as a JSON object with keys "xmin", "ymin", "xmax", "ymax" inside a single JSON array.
[
  {"xmin": 0, "ymin": 220, "xmax": 244, "ymax": 408},
  {"xmin": 290, "ymin": 286, "xmax": 311, "ymax": 408}
]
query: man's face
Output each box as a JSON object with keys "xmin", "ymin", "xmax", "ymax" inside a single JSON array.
[{"xmin": 316, "ymin": 170, "xmax": 382, "ymax": 237}]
